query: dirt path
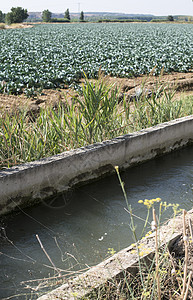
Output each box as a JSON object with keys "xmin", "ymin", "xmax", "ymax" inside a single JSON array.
[{"xmin": 0, "ymin": 72, "xmax": 193, "ymax": 115}]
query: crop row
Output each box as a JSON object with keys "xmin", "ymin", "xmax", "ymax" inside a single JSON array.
[{"xmin": 0, "ymin": 23, "xmax": 193, "ymax": 94}]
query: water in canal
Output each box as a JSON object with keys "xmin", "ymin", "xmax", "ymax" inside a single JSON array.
[{"xmin": 1, "ymin": 146, "xmax": 193, "ymax": 299}]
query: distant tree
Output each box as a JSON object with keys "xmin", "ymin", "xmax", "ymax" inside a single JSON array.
[
  {"xmin": 5, "ymin": 13, "xmax": 12, "ymax": 25},
  {"xmin": 167, "ymin": 15, "xmax": 174, "ymax": 21},
  {"xmin": 5, "ymin": 7, "xmax": 28, "ymax": 24},
  {"xmin": 80, "ymin": 11, "xmax": 84, "ymax": 22},
  {"xmin": 42, "ymin": 9, "xmax": 52, "ymax": 22},
  {"xmin": 0, "ymin": 10, "xmax": 5, "ymax": 23},
  {"xmin": 64, "ymin": 8, "xmax": 70, "ymax": 20}
]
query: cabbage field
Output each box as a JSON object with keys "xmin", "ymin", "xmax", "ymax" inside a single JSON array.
[{"xmin": 0, "ymin": 23, "xmax": 193, "ymax": 95}]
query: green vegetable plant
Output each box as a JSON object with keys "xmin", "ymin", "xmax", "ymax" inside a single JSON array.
[{"xmin": 0, "ymin": 23, "xmax": 192, "ymax": 95}]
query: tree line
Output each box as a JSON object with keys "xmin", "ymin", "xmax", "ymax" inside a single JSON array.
[
  {"xmin": 0, "ymin": 7, "xmax": 85, "ymax": 24},
  {"xmin": 0, "ymin": 7, "xmax": 185, "ymax": 25},
  {"xmin": 42, "ymin": 8, "xmax": 85, "ymax": 22},
  {"xmin": 0, "ymin": 7, "xmax": 28, "ymax": 24}
]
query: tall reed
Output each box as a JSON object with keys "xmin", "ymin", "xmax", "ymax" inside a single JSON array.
[{"xmin": 0, "ymin": 76, "xmax": 192, "ymax": 170}]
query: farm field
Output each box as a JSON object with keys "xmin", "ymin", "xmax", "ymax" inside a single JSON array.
[
  {"xmin": 1, "ymin": 22, "xmax": 193, "ymax": 300},
  {"xmin": 0, "ymin": 23, "xmax": 193, "ymax": 170},
  {"xmin": 0, "ymin": 23, "xmax": 193, "ymax": 96}
]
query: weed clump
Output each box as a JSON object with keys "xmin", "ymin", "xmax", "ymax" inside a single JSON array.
[{"xmin": 0, "ymin": 74, "xmax": 193, "ymax": 170}]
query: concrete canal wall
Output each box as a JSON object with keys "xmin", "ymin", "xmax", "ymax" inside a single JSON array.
[
  {"xmin": 37, "ymin": 209, "xmax": 193, "ymax": 300},
  {"xmin": 1, "ymin": 115, "xmax": 193, "ymax": 215}
]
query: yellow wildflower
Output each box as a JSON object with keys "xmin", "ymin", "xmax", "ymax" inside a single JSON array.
[{"xmin": 138, "ymin": 200, "xmax": 143, "ymax": 203}]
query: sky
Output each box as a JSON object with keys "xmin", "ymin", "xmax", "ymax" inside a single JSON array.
[{"xmin": 1, "ymin": 0, "xmax": 193, "ymax": 16}]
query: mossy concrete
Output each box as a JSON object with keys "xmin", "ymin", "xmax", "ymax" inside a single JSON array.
[{"xmin": 1, "ymin": 115, "xmax": 193, "ymax": 215}]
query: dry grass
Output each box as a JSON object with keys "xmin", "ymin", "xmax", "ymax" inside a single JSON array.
[
  {"xmin": 0, "ymin": 23, "xmax": 5, "ymax": 29},
  {"xmin": 4, "ymin": 23, "xmax": 33, "ymax": 29}
]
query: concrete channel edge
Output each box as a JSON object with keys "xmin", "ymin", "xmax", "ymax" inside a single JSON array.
[
  {"xmin": 37, "ymin": 209, "xmax": 193, "ymax": 299},
  {"xmin": 1, "ymin": 115, "xmax": 193, "ymax": 215}
]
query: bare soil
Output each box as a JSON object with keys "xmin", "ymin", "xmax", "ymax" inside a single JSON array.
[{"xmin": 0, "ymin": 72, "xmax": 193, "ymax": 115}]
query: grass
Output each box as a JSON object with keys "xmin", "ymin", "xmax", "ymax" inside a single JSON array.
[{"xmin": 0, "ymin": 74, "xmax": 193, "ymax": 170}]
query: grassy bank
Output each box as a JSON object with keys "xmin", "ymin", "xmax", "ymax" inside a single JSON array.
[{"xmin": 0, "ymin": 76, "xmax": 193, "ymax": 170}]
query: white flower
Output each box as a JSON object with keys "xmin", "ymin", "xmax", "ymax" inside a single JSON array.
[
  {"xmin": 171, "ymin": 268, "xmax": 176, "ymax": 275},
  {"xmin": 151, "ymin": 220, "xmax": 157, "ymax": 231},
  {"xmin": 183, "ymin": 235, "xmax": 189, "ymax": 242}
]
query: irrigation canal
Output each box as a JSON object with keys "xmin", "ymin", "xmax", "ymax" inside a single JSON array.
[{"xmin": 1, "ymin": 145, "xmax": 193, "ymax": 299}]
